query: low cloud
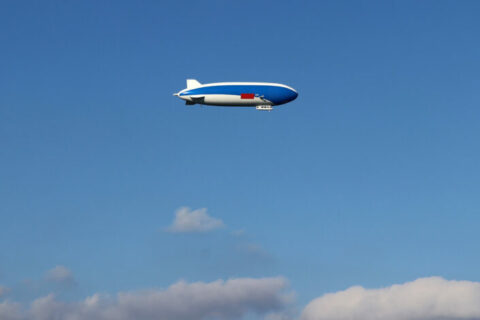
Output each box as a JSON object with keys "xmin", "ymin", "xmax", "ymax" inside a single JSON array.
[
  {"xmin": 238, "ymin": 243, "xmax": 274, "ymax": 262},
  {"xmin": 231, "ymin": 229, "xmax": 245, "ymax": 237},
  {"xmin": 0, "ymin": 285, "xmax": 10, "ymax": 297},
  {"xmin": 45, "ymin": 266, "xmax": 75, "ymax": 286},
  {"xmin": 0, "ymin": 301, "xmax": 21, "ymax": 320},
  {"xmin": 7, "ymin": 277, "xmax": 290, "ymax": 320},
  {"xmin": 167, "ymin": 207, "xmax": 225, "ymax": 233},
  {"xmin": 301, "ymin": 276, "xmax": 480, "ymax": 320}
]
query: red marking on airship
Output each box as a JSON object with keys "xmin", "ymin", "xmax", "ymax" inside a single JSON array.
[{"xmin": 241, "ymin": 93, "xmax": 255, "ymax": 99}]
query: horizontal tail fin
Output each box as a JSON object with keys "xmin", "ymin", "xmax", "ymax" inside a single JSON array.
[{"xmin": 186, "ymin": 79, "xmax": 201, "ymax": 89}]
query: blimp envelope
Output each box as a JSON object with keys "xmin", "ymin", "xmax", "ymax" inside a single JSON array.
[{"xmin": 174, "ymin": 79, "xmax": 298, "ymax": 111}]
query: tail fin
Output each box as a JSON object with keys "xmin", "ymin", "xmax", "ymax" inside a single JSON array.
[{"xmin": 186, "ymin": 79, "xmax": 201, "ymax": 89}]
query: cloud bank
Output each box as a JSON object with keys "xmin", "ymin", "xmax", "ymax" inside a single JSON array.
[
  {"xmin": 8, "ymin": 271, "xmax": 480, "ymax": 320},
  {"xmin": 6, "ymin": 277, "xmax": 290, "ymax": 320},
  {"xmin": 302, "ymin": 276, "xmax": 480, "ymax": 320},
  {"xmin": 167, "ymin": 207, "xmax": 225, "ymax": 233}
]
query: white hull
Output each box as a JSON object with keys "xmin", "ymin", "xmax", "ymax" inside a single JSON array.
[{"xmin": 187, "ymin": 94, "xmax": 272, "ymax": 106}]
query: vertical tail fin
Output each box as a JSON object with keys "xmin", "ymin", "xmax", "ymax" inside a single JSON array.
[{"xmin": 186, "ymin": 79, "xmax": 201, "ymax": 89}]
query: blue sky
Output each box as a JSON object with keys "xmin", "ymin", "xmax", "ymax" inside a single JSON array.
[{"xmin": 1, "ymin": 1, "xmax": 480, "ymax": 319}]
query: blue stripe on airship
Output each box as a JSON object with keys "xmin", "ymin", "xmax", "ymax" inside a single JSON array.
[{"xmin": 179, "ymin": 85, "xmax": 298, "ymax": 105}]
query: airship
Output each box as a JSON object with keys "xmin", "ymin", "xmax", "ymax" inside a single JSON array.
[{"xmin": 173, "ymin": 79, "xmax": 298, "ymax": 111}]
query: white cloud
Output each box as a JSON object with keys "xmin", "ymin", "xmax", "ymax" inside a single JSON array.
[
  {"xmin": 0, "ymin": 285, "xmax": 10, "ymax": 297},
  {"xmin": 167, "ymin": 207, "xmax": 225, "ymax": 233},
  {"xmin": 5, "ymin": 277, "xmax": 290, "ymax": 320},
  {"xmin": 238, "ymin": 243, "xmax": 274, "ymax": 262},
  {"xmin": 45, "ymin": 265, "xmax": 75, "ymax": 285},
  {"xmin": 0, "ymin": 301, "xmax": 22, "ymax": 320},
  {"xmin": 264, "ymin": 311, "xmax": 294, "ymax": 320},
  {"xmin": 301, "ymin": 276, "xmax": 480, "ymax": 320},
  {"xmin": 231, "ymin": 229, "xmax": 246, "ymax": 237}
]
